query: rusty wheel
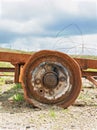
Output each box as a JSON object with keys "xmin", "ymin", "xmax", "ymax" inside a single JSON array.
[{"xmin": 22, "ymin": 50, "xmax": 81, "ymax": 108}]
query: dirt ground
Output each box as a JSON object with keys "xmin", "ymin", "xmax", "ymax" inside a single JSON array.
[{"xmin": 0, "ymin": 78, "xmax": 97, "ymax": 130}]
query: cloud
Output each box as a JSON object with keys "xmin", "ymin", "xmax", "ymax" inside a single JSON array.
[
  {"xmin": 3, "ymin": 33, "xmax": 96, "ymax": 55},
  {"xmin": 0, "ymin": 0, "xmax": 97, "ymax": 55},
  {"xmin": 54, "ymin": 34, "xmax": 97, "ymax": 55},
  {"xmin": 1, "ymin": 0, "xmax": 97, "ymax": 35},
  {"xmin": 0, "ymin": 30, "xmax": 19, "ymax": 43},
  {"xmin": 1, "ymin": 0, "xmax": 53, "ymax": 21},
  {"xmin": 80, "ymin": 2, "xmax": 96, "ymax": 15},
  {"xmin": 73, "ymin": 0, "xmax": 97, "ymax": 2},
  {"xmin": 0, "ymin": 1, "xmax": 1, "ymax": 18},
  {"xmin": 9, "ymin": 37, "xmax": 55, "ymax": 51},
  {"xmin": 0, "ymin": 19, "xmax": 44, "ymax": 34}
]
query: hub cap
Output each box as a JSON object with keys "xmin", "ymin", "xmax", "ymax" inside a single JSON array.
[{"xmin": 43, "ymin": 72, "xmax": 58, "ymax": 88}]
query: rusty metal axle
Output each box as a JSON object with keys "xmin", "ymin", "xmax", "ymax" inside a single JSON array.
[{"xmin": 0, "ymin": 50, "xmax": 97, "ymax": 108}]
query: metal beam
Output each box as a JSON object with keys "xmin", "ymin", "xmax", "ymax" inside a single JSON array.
[{"xmin": 0, "ymin": 67, "xmax": 15, "ymax": 72}]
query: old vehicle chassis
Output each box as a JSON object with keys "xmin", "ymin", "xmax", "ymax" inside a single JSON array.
[{"xmin": 0, "ymin": 50, "xmax": 97, "ymax": 108}]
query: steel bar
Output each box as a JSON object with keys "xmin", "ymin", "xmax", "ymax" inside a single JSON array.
[
  {"xmin": 74, "ymin": 58, "xmax": 97, "ymax": 69},
  {"xmin": 0, "ymin": 67, "xmax": 15, "ymax": 72},
  {"xmin": 14, "ymin": 64, "xmax": 20, "ymax": 83},
  {"xmin": 0, "ymin": 52, "xmax": 31, "ymax": 64},
  {"xmin": 86, "ymin": 76, "xmax": 97, "ymax": 86},
  {"xmin": 82, "ymin": 71, "xmax": 97, "ymax": 77}
]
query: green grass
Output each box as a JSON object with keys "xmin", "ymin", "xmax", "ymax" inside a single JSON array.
[
  {"xmin": 12, "ymin": 83, "xmax": 24, "ymax": 101},
  {"xmin": 0, "ymin": 62, "xmax": 14, "ymax": 78},
  {"xmin": 13, "ymin": 93, "xmax": 24, "ymax": 101},
  {"xmin": 0, "ymin": 77, "xmax": 5, "ymax": 85},
  {"xmin": 0, "ymin": 47, "xmax": 34, "ymax": 54},
  {"xmin": 14, "ymin": 83, "xmax": 22, "ymax": 89},
  {"xmin": 0, "ymin": 62, "xmax": 13, "ymax": 68},
  {"xmin": 71, "ymin": 55, "xmax": 97, "ymax": 59},
  {"xmin": 49, "ymin": 109, "xmax": 56, "ymax": 118}
]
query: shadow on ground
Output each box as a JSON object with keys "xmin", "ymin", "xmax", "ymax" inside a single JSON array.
[{"xmin": 0, "ymin": 84, "xmax": 97, "ymax": 113}]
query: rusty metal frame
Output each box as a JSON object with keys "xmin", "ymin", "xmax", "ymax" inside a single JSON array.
[
  {"xmin": 0, "ymin": 67, "xmax": 15, "ymax": 72},
  {"xmin": 0, "ymin": 52, "xmax": 31, "ymax": 83},
  {"xmin": 1, "ymin": 51, "xmax": 97, "ymax": 108},
  {"xmin": 1, "ymin": 52, "xmax": 97, "ymax": 85},
  {"xmin": 74, "ymin": 58, "xmax": 97, "ymax": 86}
]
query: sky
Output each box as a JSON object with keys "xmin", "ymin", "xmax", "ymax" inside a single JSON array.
[{"xmin": 0, "ymin": 0, "xmax": 97, "ymax": 55}]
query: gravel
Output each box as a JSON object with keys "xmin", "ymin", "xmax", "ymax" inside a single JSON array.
[{"xmin": 0, "ymin": 79, "xmax": 97, "ymax": 130}]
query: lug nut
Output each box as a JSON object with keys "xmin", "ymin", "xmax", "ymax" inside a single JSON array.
[
  {"xmin": 59, "ymin": 77, "xmax": 66, "ymax": 82},
  {"xmin": 35, "ymin": 79, "xmax": 41, "ymax": 85}
]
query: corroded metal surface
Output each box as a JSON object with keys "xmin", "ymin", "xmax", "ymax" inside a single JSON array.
[
  {"xmin": 0, "ymin": 67, "xmax": 15, "ymax": 72},
  {"xmin": 0, "ymin": 52, "xmax": 31, "ymax": 83},
  {"xmin": 22, "ymin": 50, "xmax": 81, "ymax": 108},
  {"xmin": 75, "ymin": 58, "xmax": 97, "ymax": 87},
  {"xmin": 74, "ymin": 58, "xmax": 97, "ymax": 69},
  {"xmin": 0, "ymin": 52, "xmax": 31, "ymax": 64}
]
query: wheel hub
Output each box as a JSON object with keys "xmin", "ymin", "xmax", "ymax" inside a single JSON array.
[
  {"xmin": 29, "ymin": 62, "xmax": 72, "ymax": 103},
  {"xmin": 43, "ymin": 72, "xmax": 58, "ymax": 89}
]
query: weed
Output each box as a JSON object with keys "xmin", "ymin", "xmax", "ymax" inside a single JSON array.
[
  {"xmin": 12, "ymin": 83, "xmax": 23, "ymax": 101},
  {"xmin": 0, "ymin": 78, "xmax": 5, "ymax": 85},
  {"xmin": 62, "ymin": 108, "xmax": 69, "ymax": 113},
  {"xmin": 14, "ymin": 83, "xmax": 22, "ymax": 90},
  {"xmin": 49, "ymin": 109, "xmax": 56, "ymax": 118},
  {"xmin": 13, "ymin": 93, "xmax": 24, "ymax": 101}
]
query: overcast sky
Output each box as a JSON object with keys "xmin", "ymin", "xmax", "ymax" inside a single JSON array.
[{"xmin": 0, "ymin": 0, "xmax": 97, "ymax": 55}]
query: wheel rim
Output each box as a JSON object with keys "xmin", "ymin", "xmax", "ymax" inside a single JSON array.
[{"xmin": 22, "ymin": 50, "xmax": 81, "ymax": 108}]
